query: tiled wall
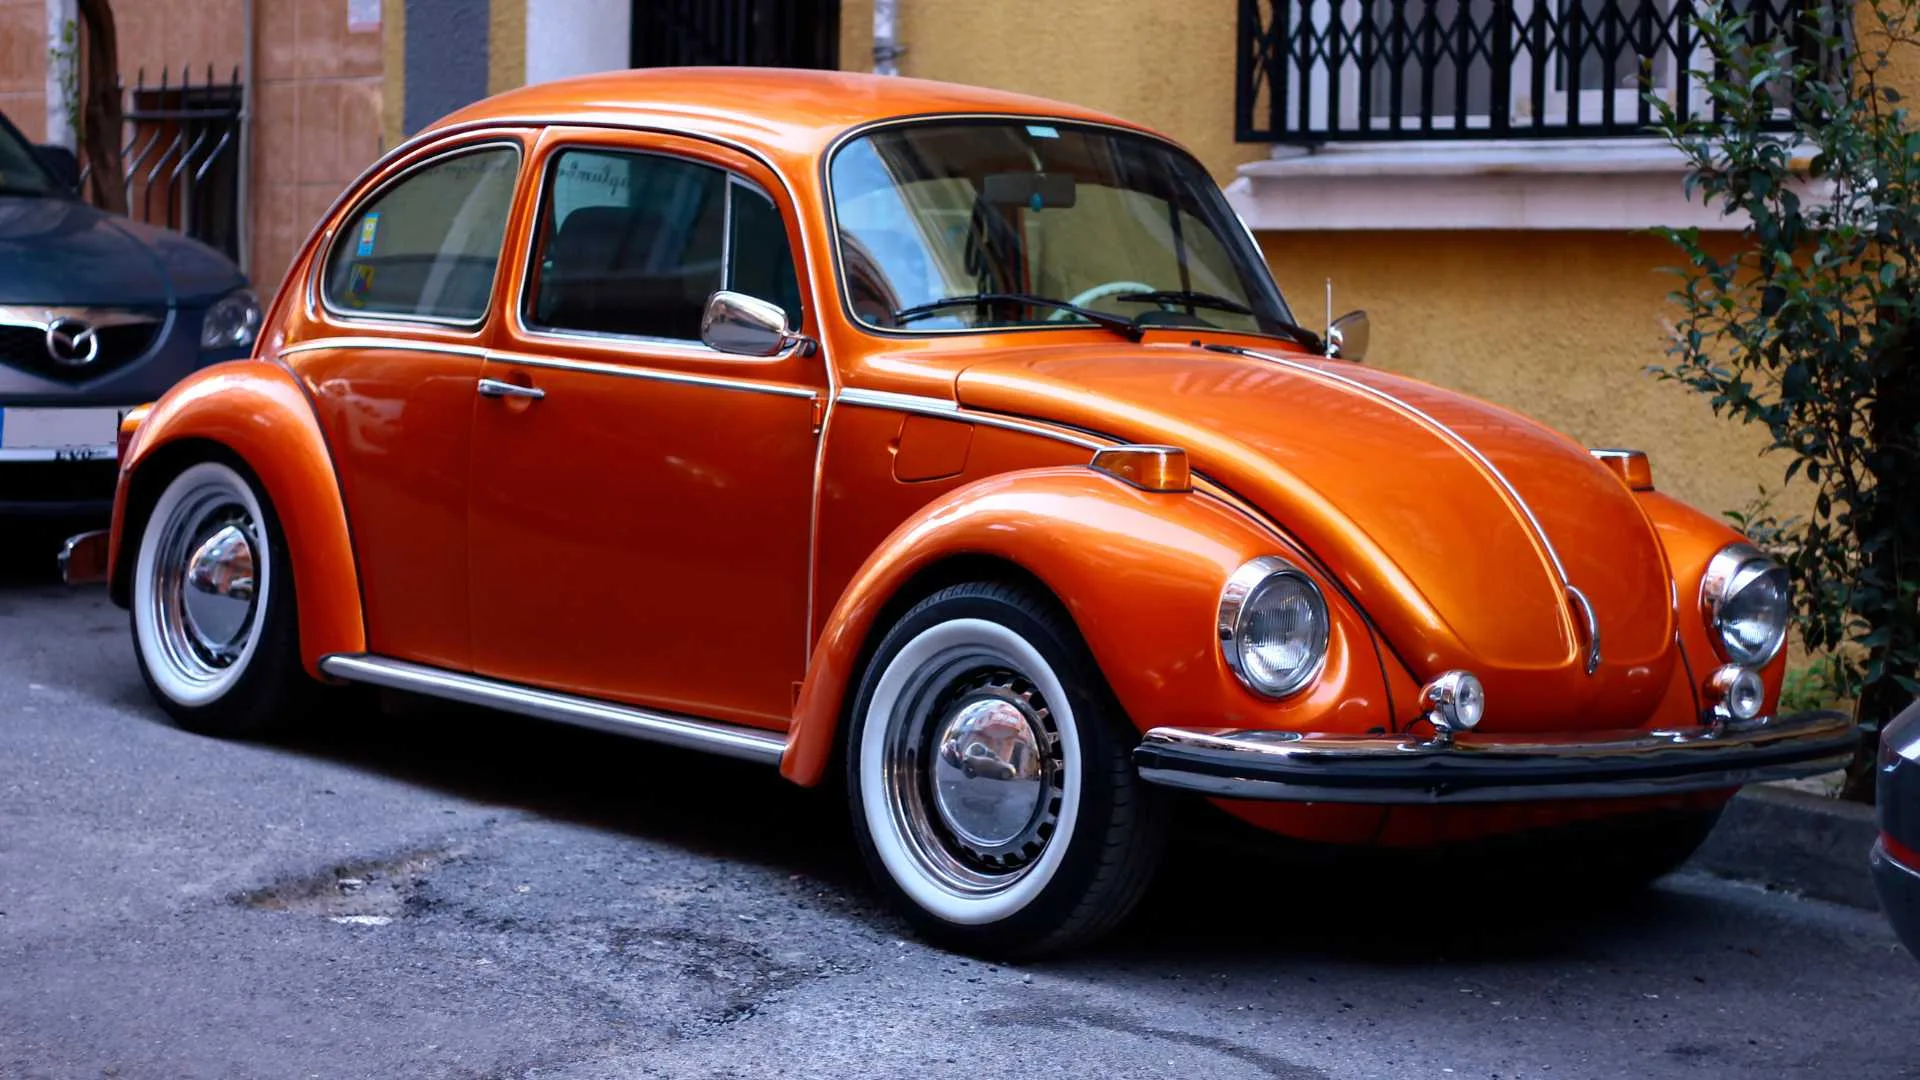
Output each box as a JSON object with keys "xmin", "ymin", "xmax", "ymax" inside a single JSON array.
[
  {"xmin": 0, "ymin": 0, "xmax": 47, "ymax": 140},
  {"xmin": 250, "ymin": 0, "xmax": 385, "ymax": 294},
  {"xmin": 72, "ymin": 0, "xmax": 387, "ymax": 294}
]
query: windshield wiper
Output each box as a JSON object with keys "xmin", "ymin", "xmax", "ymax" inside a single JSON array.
[
  {"xmin": 1115, "ymin": 288, "xmax": 1324, "ymax": 352},
  {"xmin": 891, "ymin": 292, "xmax": 1142, "ymax": 341}
]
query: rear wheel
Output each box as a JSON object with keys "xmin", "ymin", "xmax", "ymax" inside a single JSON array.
[
  {"xmin": 846, "ymin": 582, "xmax": 1166, "ymax": 957},
  {"xmin": 131, "ymin": 459, "xmax": 314, "ymax": 736}
]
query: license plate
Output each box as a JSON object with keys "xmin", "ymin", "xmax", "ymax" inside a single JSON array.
[{"xmin": 0, "ymin": 407, "xmax": 123, "ymax": 462}]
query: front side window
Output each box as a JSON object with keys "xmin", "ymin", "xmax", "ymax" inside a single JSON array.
[
  {"xmin": 324, "ymin": 145, "xmax": 520, "ymax": 322},
  {"xmin": 0, "ymin": 113, "xmax": 60, "ymax": 198},
  {"xmin": 828, "ymin": 120, "xmax": 1295, "ymax": 338},
  {"xmin": 526, "ymin": 148, "xmax": 802, "ymax": 342}
]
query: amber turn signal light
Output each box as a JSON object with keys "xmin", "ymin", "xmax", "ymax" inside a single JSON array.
[
  {"xmin": 1590, "ymin": 448, "xmax": 1654, "ymax": 491},
  {"xmin": 1091, "ymin": 445, "xmax": 1191, "ymax": 492}
]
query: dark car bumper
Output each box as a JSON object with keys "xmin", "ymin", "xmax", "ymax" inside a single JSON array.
[
  {"xmin": 1134, "ymin": 710, "xmax": 1857, "ymax": 804},
  {"xmin": 1875, "ymin": 700, "xmax": 1920, "ymax": 960}
]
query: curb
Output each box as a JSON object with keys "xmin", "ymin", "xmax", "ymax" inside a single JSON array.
[{"xmin": 1689, "ymin": 783, "xmax": 1880, "ymax": 910}]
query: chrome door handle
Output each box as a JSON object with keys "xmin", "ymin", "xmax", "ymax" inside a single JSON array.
[{"xmin": 477, "ymin": 378, "xmax": 545, "ymax": 401}]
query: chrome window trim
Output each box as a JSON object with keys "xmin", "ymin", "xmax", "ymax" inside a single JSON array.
[
  {"xmin": 485, "ymin": 348, "xmax": 817, "ymax": 400},
  {"xmin": 834, "ymin": 386, "xmax": 1104, "ymax": 449},
  {"xmin": 516, "ymin": 144, "xmax": 788, "ymax": 347},
  {"xmin": 318, "ymin": 653, "xmax": 787, "ymax": 765},
  {"xmin": 818, "ymin": 111, "xmax": 1299, "ymax": 340},
  {"xmin": 312, "ymin": 139, "xmax": 527, "ymax": 331}
]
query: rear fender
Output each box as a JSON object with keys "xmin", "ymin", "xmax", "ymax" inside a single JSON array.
[
  {"xmin": 110, "ymin": 359, "xmax": 364, "ymax": 677},
  {"xmin": 781, "ymin": 467, "xmax": 1388, "ymax": 786}
]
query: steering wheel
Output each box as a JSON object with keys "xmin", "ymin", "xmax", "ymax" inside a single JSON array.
[{"xmin": 1046, "ymin": 279, "xmax": 1159, "ymax": 321}]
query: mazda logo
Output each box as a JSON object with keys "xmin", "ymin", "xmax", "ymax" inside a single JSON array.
[{"xmin": 45, "ymin": 317, "xmax": 100, "ymax": 366}]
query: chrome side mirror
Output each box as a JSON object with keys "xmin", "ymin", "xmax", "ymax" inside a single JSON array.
[
  {"xmin": 701, "ymin": 290, "xmax": 801, "ymax": 357},
  {"xmin": 1327, "ymin": 309, "xmax": 1370, "ymax": 362}
]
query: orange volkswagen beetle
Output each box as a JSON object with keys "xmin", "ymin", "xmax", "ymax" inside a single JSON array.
[{"xmin": 66, "ymin": 69, "xmax": 1855, "ymax": 955}]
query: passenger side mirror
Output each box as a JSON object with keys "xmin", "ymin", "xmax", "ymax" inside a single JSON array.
[
  {"xmin": 35, "ymin": 144, "xmax": 80, "ymax": 193},
  {"xmin": 1327, "ymin": 309, "xmax": 1370, "ymax": 363},
  {"xmin": 701, "ymin": 290, "xmax": 803, "ymax": 357}
]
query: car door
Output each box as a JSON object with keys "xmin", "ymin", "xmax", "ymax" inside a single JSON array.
[
  {"xmin": 286, "ymin": 136, "xmax": 528, "ymax": 670},
  {"xmin": 467, "ymin": 130, "xmax": 822, "ymax": 730}
]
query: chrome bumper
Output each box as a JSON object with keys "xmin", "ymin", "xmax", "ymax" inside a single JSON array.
[
  {"xmin": 1133, "ymin": 711, "xmax": 1857, "ymax": 804},
  {"xmin": 58, "ymin": 529, "xmax": 110, "ymax": 585}
]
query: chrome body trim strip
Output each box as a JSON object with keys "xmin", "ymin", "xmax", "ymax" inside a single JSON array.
[
  {"xmin": 278, "ymin": 338, "xmax": 489, "ymax": 360},
  {"xmin": 486, "ymin": 349, "xmax": 817, "ymax": 398},
  {"xmin": 318, "ymin": 654, "xmax": 788, "ymax": 765},
  {"xmin": 1133, "ymin": 710, "xmax": 1856, "ymax": 804},
  {"xmin": 0, "ymin": 444, "xmax": 117, "ymax": 463},
  {"xmin": 834, "ymin": 387, "xmax": 1105, "ymax": 449}
]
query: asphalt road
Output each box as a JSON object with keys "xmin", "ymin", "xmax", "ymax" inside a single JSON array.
[{"xmin": 2, "ymin": 529, "xmax": 1917, "ymax": 1080}]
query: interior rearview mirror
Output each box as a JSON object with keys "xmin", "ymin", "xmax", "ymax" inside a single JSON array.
[
  {"xmin": 35, "ymin": 144, "xmax": 80, "ymax": 193},
  {"xmin": 702, "ymin": 290, "xmax": 799, "ymax": 357},
  {"xmin": 1327, "ymin": 309, "xmax": 1370, "ymax": 363},
  {"xmin": 980, "ymin": 171, "xmax": 1077, "ymax": 210}
]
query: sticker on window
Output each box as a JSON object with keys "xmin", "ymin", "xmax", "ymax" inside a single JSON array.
[
  {"xmin": 347, "ymin": 263, "xmax": 377, "ymax": 307},
  {"xmin": 1025, "ymin": 125, "xmax": 1060, "ymax": 139},
  {"xmin": 355, "ymin": 213, "xmax": 381, "ymax": 257}
]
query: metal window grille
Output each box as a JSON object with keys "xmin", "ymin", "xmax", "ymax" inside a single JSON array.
[
  {"xmin": 1235, "ymin": 0, "xmax": 1840, "ymax": 142},
  {"xmin": 630, "ymin": 0, "xmax": 841, "ymax": 69},
  {"xmin": 79, "ymin": 66, "xmax": 244, "ymax": 260}
]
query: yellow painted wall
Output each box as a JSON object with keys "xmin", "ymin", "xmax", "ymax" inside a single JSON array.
[
  {"xmin": 840, "ymin": 0, "xmax": 1264, "ymax": 186},
  {"xmin": 1265, "ymin": 231, "xmax": 1780, "ymax": 519},
  {"xmin": 488, "ymin": 0, "xmax": 527, "ymax": 95}
]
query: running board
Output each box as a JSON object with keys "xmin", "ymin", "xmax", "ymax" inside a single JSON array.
[{"xmin": 317, "ymin": 654, "xmax": 788, "ymax": 766}]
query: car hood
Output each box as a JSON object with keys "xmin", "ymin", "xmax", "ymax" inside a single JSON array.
[
  {"xmin": 954, "ymin": 342, "xmax": 1679, "ymax": 731},
  {"xmin": 0, "ymin": 195, "xmax": 243, "ymax": 307}
]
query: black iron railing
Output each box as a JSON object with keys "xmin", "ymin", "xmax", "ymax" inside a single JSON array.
[
  {"xmin": 1236, "ymin": 0, "xmax": 1832, "ymax": 143},
  {"xmin": 631, "ymin": 0, "xmax": 840, "ymax": 69},
  {"xmin": 79, "ymin": 66, "xmax": 244, "ymax": 259}
]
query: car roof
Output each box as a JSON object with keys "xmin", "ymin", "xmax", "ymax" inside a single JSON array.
[{"xmin": 427, "ymin": 67, "xmax": 1161, "ymax": 167}]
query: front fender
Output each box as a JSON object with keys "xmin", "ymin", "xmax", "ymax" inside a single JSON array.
[
  {"xmin": 782, "ymin": 467, "xmax": 1388, "ymax": 786},
  {"xmin": 110, "ymin": 359, "xmax": 364, "ymax": 678},
  {"xmin": 1638, "ymin": 490, "xmax": 1788, "ymax": 714}
]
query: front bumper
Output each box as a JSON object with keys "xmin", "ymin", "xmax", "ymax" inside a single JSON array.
[{"xmin": 1133, "ymin": 710, "xmax": 1856, "ymax": 803}]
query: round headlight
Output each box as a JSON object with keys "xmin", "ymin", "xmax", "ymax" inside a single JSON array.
[
  {"xmin": 1701, "ymin": 544, "xmax": 1790, "ymax": 666},
  {"xmin": 201, "ymin": 288, "xmax": 262, "ymax": 350},
  {"xmin": 1219, "ymin": 556, "xmax": 1329, "ymax": 698},
  {"xmin": 1707, "ymin": 665, "xmax": 1766, "ymax": 722}
]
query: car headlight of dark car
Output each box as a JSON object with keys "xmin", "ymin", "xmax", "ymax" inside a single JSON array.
[
  {"xmin": 1701, "ymin": 543, "xmax": 1791, "ymax": 666},
  {"xmin": 201, "ymin": 288, "xmax": 262, "ymax": 350}
]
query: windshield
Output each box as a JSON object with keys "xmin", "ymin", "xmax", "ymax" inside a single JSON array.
[
  {"xmin": 828, "ymin": 119, "xmax": 1296, "ymax": 338},
  {"xmin": 0, "ymin": 113, "xmax": 59, "ymax": 197}
]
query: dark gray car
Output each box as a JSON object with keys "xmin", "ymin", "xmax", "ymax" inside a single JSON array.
[{"xmin": 0, "ymin": 109, "xmax": 259, "ymax": 517}]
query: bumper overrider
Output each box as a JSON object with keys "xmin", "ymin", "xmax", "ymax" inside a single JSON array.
[{"xmin": 1133, "ymin": 711, "xmax": 1857, "ymax": 804}]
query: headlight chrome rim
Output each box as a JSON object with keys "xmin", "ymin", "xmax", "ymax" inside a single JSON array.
[
  {"xmin": 1219, "ymin": 555, "xmax": 1330, "ymax": 699},
  {"xmin": 1700, "ymin": 543, "xmax": 1790, "ymax": 666}
]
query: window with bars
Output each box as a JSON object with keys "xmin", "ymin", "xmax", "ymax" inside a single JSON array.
[{"xmin": 1235, "ymin": 0, "xmax": 1837, "ymax": 142}]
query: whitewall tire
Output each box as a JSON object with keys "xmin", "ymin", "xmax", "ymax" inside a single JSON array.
[
  {"xmin": 130, "ymin": 458, "xmax": 313, "ymax": 735},
  {"xmin": 846, "ymin": 581, "xmax": 1167, "ymax": 956}
]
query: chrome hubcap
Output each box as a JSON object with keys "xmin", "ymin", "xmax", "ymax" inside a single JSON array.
[
  {"xmin": 151, "ymin": 488, "xmax": 261, "ymax": 683},
  {"xmin": 182, "ymin": 524, "xmax": 257, "ymax": 659},
  {"xmin": 932, "ymin": 693, "xmax": 1049, "ymax": 856},
  {"xmin": 883, "ymin": 662, "xmax": 1063, "ymax": 895}
]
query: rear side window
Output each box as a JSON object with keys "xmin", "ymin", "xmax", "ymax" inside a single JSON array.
[
  {"xmin": 324, "ymin": 145, "xmax": 520, "ymax": 322},
  {"xmin": 527, "ymin": 148, "xmax": 802, "ymax": 342}
]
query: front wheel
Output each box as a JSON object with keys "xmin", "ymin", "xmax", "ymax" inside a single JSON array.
[
  {"xmin": 130, "ymin": 458, "xmax": 314, "ymax": 737},
  {"xmin": 846, "ymin": 582, "xmax": 1167, "ymax": 957}
]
